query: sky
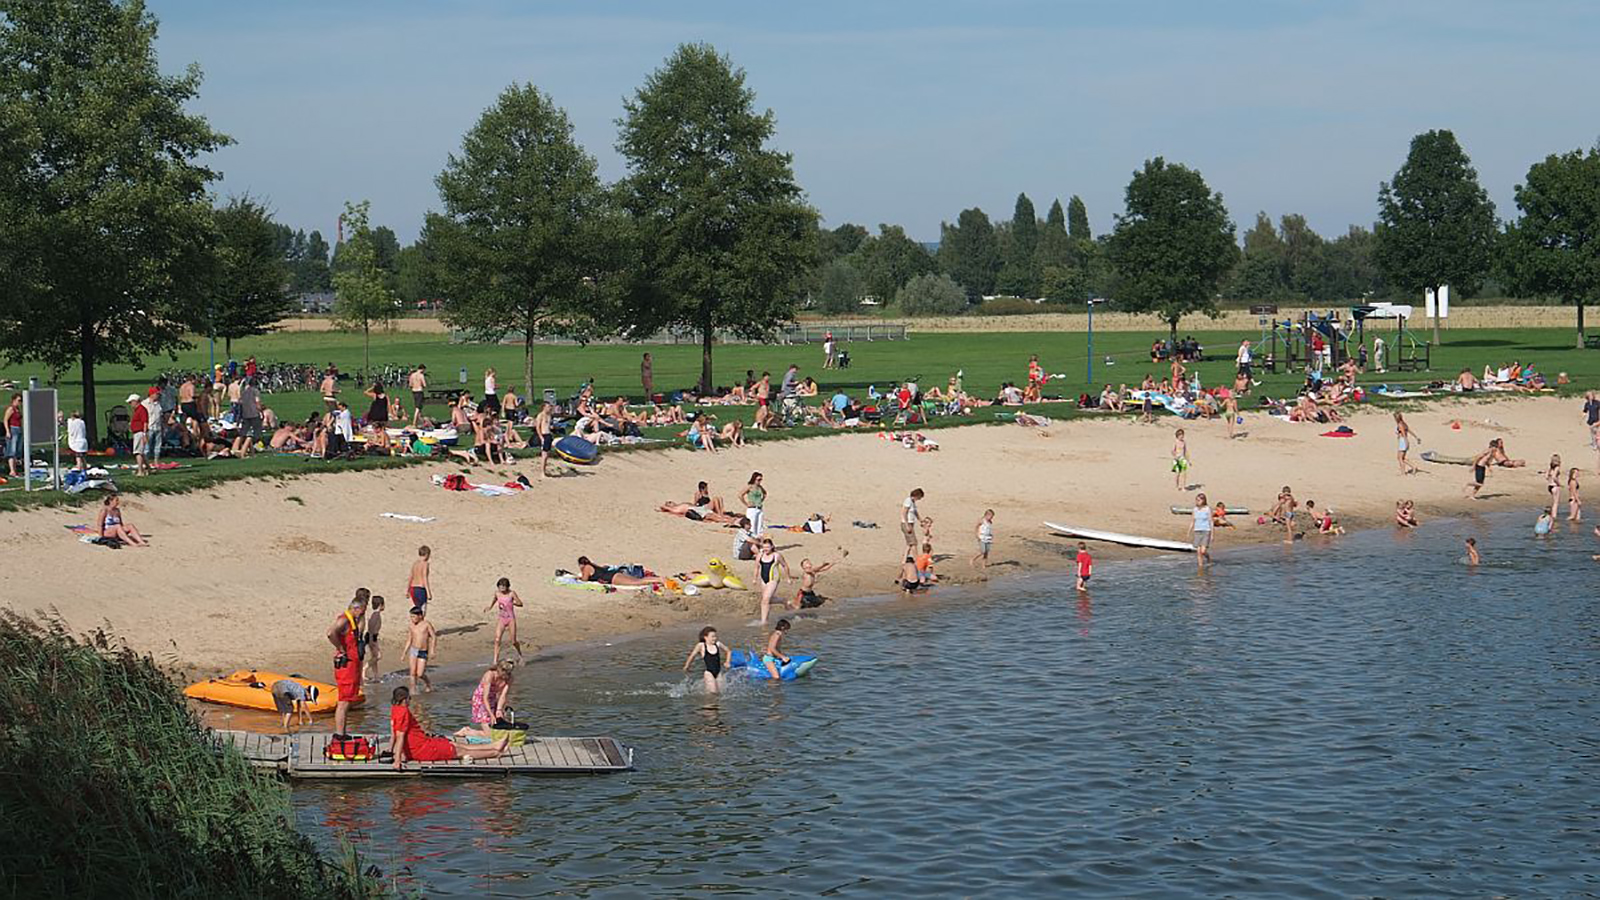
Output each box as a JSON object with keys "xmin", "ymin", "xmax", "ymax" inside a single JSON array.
[{"xmin": 146, "ymin": 0, "xmax": 1600, "ymax": 245}]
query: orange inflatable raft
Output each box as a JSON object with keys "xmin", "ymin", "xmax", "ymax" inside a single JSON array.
[{"xmin": 182, "ymin": 669, "xmax": 357, "ymax": 713}]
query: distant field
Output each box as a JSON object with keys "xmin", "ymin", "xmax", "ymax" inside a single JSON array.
[
  {"xmin": 3, "ymin": 326, "xmax": 1595, "ymax": 432},
  {"xmin": 0, "ymin": 324, "xmax": 1593, "ymax": 511}
]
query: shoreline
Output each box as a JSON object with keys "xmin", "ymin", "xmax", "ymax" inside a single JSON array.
[{"xmin": 1, "ymin": 395, "xmax": 1587, "ymax": 689}]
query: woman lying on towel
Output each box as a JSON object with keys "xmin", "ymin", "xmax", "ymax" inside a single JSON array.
[{"xmin": 577, "ymin": 556, "xmax": 660, "ymax": 586}]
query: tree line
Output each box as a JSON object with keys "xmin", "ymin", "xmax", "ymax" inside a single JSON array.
[{"xmin": 4, "ymin": 1, "xmax": 1599, "ymax": 442}]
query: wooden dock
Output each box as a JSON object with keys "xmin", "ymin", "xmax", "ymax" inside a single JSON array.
[{"xmin": 214, "ymin": 729, "xmax": 633, "ymax": 779}]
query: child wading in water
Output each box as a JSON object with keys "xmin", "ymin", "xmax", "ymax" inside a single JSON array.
[
  {"xmin": 1075, "ymin": 542, "xmax": 1093, "ymax": 592},
  {"xmin": 971, "ymin": 509, "xmax": 995, "ymax": 577},
  {"xmin": 362, "ymin": 595, "xmax": 385, "ymax": 685},
  {"xmin": 762, "ymin": 619, "xmax": 792, "ymax": 679},
  {"xmin": 408, "ymin": 545, "xmax": 432, "ymax": 608},
  {"xmin": 1568, "ymin": 468, "xmax": 1582, "ymax": 522},
  {"xmin": 1464, "ymin": 537, "xmax": 1480, "ymax": 566},
  {"xmin": 1172, "ymin": 428, "xmax": 1190, "ymax": 490},
  {"xmin": 485, "ymin": 577, "xmax": 524, "ymax": 665},
  {"xmin": 403, "ymin": 605, "xmax": 437, "ymax": 693},
  {"xmin": 683, "ymin": 626, "xmax": 729, "ymax": 693}
]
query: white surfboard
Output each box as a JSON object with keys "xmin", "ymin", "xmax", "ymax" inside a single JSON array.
[{"xmin": 1043, "ymin": 522, "xmax": 1195, "ymax": 553}]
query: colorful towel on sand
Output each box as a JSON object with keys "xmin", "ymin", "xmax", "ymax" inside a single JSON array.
[{"xmin": 1320, "ymin": 426, "xmax": 1356, "ymax": 437}]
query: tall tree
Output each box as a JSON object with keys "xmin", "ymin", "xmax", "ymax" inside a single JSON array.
[
  {"xmin": 331, "ymin": 201, "xmax": 397, "ymax": 378},
  {"xmin": 615, "ymin": 43, "xmax": 816, "ymax": 393},
  {"xmin": 428, "ymin": 83, "xmax": 614, "ymax": 397},
  {"xmin": 1376, "ymin": 129, "xmax": 1497, "ymax": 344},
  {"xmin": 1108, "ymin": 158, "xmax": 1237, "ymax": 340},
  {"xmin": 293, "ymin": 230, "xmax": 332, "ymax": 293},
  {"xmin": 1325, "ymin": 225, "xmax": 1385, "ymax": 301},
  {"xmin": 210, "ymin": 196, "xmax": 294, "ymax": 356},
  {"xmin": 1501, "ymin": 146, "xmax": 1600, "ymax": 348},
  {"xmin": 997, "ymin": 193, "xmax": 1039, "ymax": 296},
  {"xmin": 1035, "ymin": 198, "xmax": 1074, "ymax": 273},
  {"xmin": 1067, "ymin": 195, "xmax": 1092, "ymax": 241},
  {"xmin": 816, "ymin": 258, "xmax": 864, "ymax": 314},
  {"xmin": 0, "ymin": 0, "xmax": 228, "ymax": 443},
  {"xmin": 855, "ymin": 224, "xmax": 937, "ymax": 302},
  {"xmin": 938, "ymin": 208, "xmax": 999, "ymax": 296},
  {"xmin": 820, "ymin": 223, "xmax": 869, "ymax": 262}
]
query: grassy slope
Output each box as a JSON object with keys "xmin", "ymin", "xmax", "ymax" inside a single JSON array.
[{"xmin": 1, "ymin": 325, "xmax": 1593, "ymax": 510}]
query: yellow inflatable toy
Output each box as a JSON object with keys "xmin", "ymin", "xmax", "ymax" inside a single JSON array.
[{"xmin": 689, "ymin": 558, "xmax": 746, "ymax": 590}]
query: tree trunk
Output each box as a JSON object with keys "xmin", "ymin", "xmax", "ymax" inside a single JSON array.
[
  {"xmin": 224, "ymin": 336, "xmax": 232, "ymax": 358},
  {"xmin": 700, "ymin": 317, "xmax": 714, "ymax": 395},
  {"xmin": 80, "ymin": 327, "xmax": 99, "ymax": 447},
  {"xmin": 1577, "ymin": 301, "xmax": 1587, "ymax": 349},
  {"xmin": 363, "ymin": 321, "xmax": 371, "ymax": 383},
  {"xmin": 523, "ymin": 328, "xmax": 536, "ymax": 403},
  {"xmin": 1168, "ymin": 317, "xmax": 1178, "ymax": 344}
]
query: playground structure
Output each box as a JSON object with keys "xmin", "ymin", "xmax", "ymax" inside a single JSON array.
[{"xmin": 1254, "ymin": 305, "xmax": 1429, "ymax": 375}]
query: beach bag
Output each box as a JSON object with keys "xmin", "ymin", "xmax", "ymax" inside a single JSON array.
[
  {"xmin": 490, "ymin": 718, "xmax": 529, "ymax": 747},
  {"xmin": 324, "ymin": 735, "xmax": 376, "ymax": 761}
]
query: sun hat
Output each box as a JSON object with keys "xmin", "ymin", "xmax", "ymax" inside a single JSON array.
[{"xmin": 125, "ymin": 394, "xmax": 140, "ymax": 403}]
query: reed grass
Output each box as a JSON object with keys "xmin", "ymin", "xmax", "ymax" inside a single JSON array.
[{"xmin": 0, "ymin": 613, "xmax": 388, "ymax": 899}]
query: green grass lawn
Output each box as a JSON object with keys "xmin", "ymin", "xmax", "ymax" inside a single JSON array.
[{"xmin": 1, "ymin": 324, "xmax": 1594, "ymax": 511}]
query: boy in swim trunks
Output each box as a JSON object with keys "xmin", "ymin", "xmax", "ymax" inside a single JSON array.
[
  {"xmin": 793, "ymin": 553, "xmax": 843, "ymax": 610},
  {"xmin": 403, "ymin": 605, "xmax": 438, "ymax": 693},
  {"xmin": 408, "ymin": 545, "xmax": 432, "ymax": 608},
  {"xmin": 899, "ymin": 556, "xmax": 923, "ymax": 596},
  {"xmin": 534, "ymin": 402, "xmax": 555, "ymax": 477},
  {"xmin": 762, "ymin": 619, "xmax": 792, "ymax": 679},
  {"xmin": 1075, "ymin": 542, "xmax": 1093, "ymax": 592},
  {"xmin": 362, "ymin": 595, "xmax": 384, "ymax": 684}
]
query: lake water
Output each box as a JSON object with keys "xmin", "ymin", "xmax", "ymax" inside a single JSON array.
[{"xmin": 292, "ymin": 511, "xmax": 1600, "ymax": 897}]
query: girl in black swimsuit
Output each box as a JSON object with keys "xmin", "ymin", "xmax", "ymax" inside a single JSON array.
[{"xmin": 683, "ymin": 626, "xmax": 727, "ymax": 693}]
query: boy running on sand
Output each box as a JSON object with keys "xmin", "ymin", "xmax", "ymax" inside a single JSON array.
[
  {"xmin": 486, "ymin": 577, "xmax": 525, "ymax": 665},
  {"xmin": 971, "ymin": 509, "xmax": 995, "ymax": 576},
  {"xmin": 362, "ymin": 595, "xmax": 385, "ymax": 684},
  {"xmin": 403, "ymin": 605, "xmax": 438, "ymax": 693},
  {"xmin": 1075, "ymin": 542, "xmax": 1093, "ymax": 591},
  {"xmin": 408, "ymin": 546, "xmax": 432, "ymax": 608},
  {"xmin": 1172, "ymin": 429, "xmax": 1189, "ymax": 490}
]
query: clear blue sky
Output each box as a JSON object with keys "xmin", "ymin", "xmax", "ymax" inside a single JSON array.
[{"xmin": 148, "ymin": 0, "xmax": 1599, "ymax": 244}]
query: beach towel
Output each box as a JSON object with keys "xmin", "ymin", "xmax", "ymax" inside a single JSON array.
[
  {"xmin": 1320, "ymin": 426, "xmax": 1356, "ymax": 437},
  {"xmin": 379, "ymin": 513, "xmax": 436, "ymax": 523}
]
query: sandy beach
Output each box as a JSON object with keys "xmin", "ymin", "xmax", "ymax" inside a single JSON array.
[{"xmin": 1, "ymin": 394, "xmax": 1589, "ymax": 677}]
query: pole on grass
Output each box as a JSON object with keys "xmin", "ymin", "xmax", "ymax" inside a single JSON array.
[{"xmin": 1086, "ymin": 299, "xmax": 1094, "ymax": 385}]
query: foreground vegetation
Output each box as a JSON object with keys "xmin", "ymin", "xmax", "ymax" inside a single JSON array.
[{"xmin": 0, "ymin": 613, "xmax": 383, "ymax": 899}]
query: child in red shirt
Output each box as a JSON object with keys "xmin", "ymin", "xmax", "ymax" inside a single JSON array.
[{"xmin": 1075, "ymin": 542, "xmax": 1093, "ymax": 592}]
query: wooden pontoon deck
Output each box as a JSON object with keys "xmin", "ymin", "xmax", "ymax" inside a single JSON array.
[{"xmin": 214, "ymin": 729, "xmax": 633, "ymax": 779}]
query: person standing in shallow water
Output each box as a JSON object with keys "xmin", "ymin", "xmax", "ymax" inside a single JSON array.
[
  {"xmin": 1189, "ymin": 492, "xmax": 1213, "ymax": 571},
  {"xmin": 683, "ymin": 626, "xmax": 728, "ymax": 693},
  {"xmin": 327, "ymin": 589, "xmax": 368, "ymax": 737}
]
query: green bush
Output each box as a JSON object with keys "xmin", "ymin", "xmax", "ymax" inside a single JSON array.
[
  {"xmin": 0, "ymin": 613, "xmax": 385, "ymax": 899},
  {"xmin": 894, "ymin": 273, "xmax": 968, "ymax": 317}
]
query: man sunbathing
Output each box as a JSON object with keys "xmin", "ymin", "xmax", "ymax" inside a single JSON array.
[
  {"xmin": 576, "ymin": 556, "xmax": 660, "ymax": 586},
  {"xmin": 658, "ymin": 500, "xmax": 743, "ymax": 524}
]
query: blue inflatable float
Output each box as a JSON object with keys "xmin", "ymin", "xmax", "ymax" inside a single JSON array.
[
  {"xmin": 728, "ymin": 649, "xmax": 818, "ymax": 681},
  {"xmin": 553, "ymin": 435, "xmax": 599, "ymax": 465}
]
